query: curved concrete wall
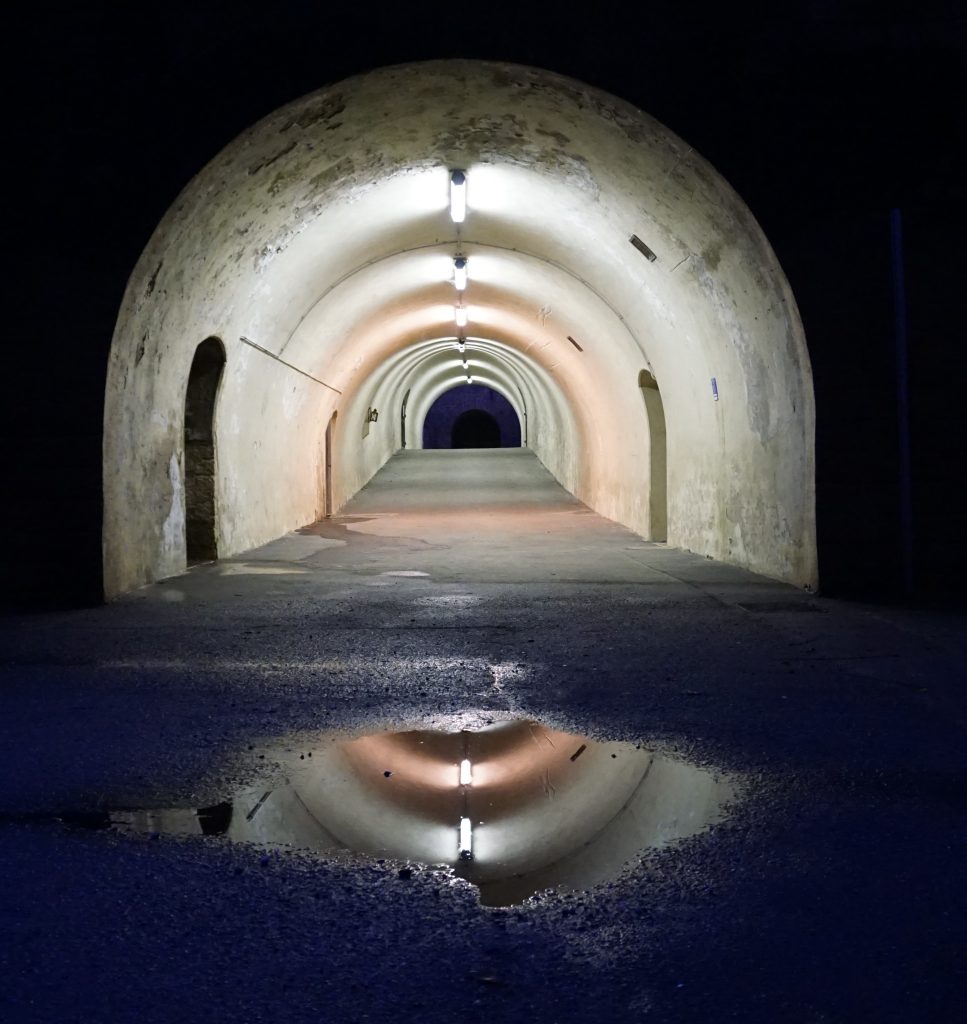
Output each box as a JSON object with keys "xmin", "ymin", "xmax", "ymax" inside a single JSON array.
[{"xmin": 103, "ymin": 60, "xmax": 815, "ymax": 597}]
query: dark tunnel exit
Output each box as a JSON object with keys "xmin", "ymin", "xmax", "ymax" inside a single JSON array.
[
  {"xmin": 452, "ymin": 409, "xmax": 500, "ymax": 447},
  {"xmin": 422, "ymin": 384, "xmax": 521, "ymax": 449}
]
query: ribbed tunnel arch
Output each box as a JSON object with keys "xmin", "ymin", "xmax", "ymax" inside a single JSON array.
[{"xmin": 103, "ymin": 60, "xmax": 815, "ymax": 598}]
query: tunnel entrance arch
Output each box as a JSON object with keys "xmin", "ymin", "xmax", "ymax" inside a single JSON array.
[
  {"xmin": 103, "ymin": 60, "xmax": 816, "ymax": 597},
  {"xmin": 184, "ymin": 338, "xmax": 225, "ymax": 564},
  {"xmin": 422, "ymin": 384, "xmax": 522, "ymax": 449}
]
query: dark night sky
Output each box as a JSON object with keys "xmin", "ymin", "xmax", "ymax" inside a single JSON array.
[{"xmin": 6, "ymin": 1, "xmax": 966, "ymax": 606}]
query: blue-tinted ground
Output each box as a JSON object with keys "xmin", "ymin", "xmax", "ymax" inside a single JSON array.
[{"xmin": 1, "ymin": 451, "xmax": 964, "ymax": 1023}]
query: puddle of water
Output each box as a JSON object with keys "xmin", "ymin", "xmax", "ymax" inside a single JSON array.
[
  {"xmin": 218, "ymin": 565, "xmax": 310, "ymax": 576},
  {"xmin": 414, "ymin": 594, "xmax": 482, "ymax": 607},
  {"xmin": 92, "ymin": 719, "xmax": 736, "ymax": 905}
]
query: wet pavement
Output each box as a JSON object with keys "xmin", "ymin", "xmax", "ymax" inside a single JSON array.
[{"xmin": 1, "ymin": 450, "xmax": 965, "ymax": 1022}]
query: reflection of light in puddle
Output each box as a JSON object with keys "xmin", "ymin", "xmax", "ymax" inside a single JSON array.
[
  {"xmin": 415, "ymin": 594, "xmax": 482, "ymax": 607},
  {"xmin": 488, "ymin": 662, "xmax": 525, "ymax": 690},
  {"xmin": 102, "ymin": 719, "xmax": 737, "ymax": 906},
  {"xmin": 381, "ymin": 570, "xmax": 430, "ymax": 577}
]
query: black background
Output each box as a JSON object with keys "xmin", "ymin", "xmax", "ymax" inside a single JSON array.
[{"xmin": 6, "ymin": 1, "xmax": 965, "ymax": 607}]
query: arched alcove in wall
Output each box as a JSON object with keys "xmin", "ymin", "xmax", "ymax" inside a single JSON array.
[
  {"xmin": 102, "ymin": 60, "xmax": 815, "ymax": 598},
  {"xmin": 638, "ymin": 369, "xmax": 667, "ymax": 543},
  {"xmin": 184, "ymin": 337, "xmax": 225, "ymax": 563}
]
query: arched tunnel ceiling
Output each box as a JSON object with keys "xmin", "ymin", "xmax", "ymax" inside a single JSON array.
[{"xmin": 104, "ymin": 60, "xmax": 815, "ymax": 598}]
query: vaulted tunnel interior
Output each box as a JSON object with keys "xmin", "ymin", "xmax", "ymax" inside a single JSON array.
[{"xmin": 103, "ymin": 60, "xmax": 815, "ymax": 597}]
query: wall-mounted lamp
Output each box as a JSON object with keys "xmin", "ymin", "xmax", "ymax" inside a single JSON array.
[
  {"xmin": 453, "ymin": 256, "xmax": 468, "ymax": 291},
  {"xmin": 449, "ymin": 170, "xmax": 467, "ymax": 223},
  {"xmin": 366, "ymin": 407, "xmax": 379, "ymax": 423},
  {"xmin": 455, "ymin": 306, "xmax": 468, "ymax": 328}
]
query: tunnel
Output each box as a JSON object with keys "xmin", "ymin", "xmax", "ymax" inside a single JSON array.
[{"xmin": 102, "ymin": 60, "xmax": 815, "ymax": 598}]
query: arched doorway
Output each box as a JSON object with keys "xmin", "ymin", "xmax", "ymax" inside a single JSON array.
[
  {"xmin": 423, "ymin": 384, "xmax": 522, "ymax": 449},
  {"xmin": 638, "ymin": 370, "xmax": 667, "ymax": 542},
  {"xmin": 184, "ymin": 338, "xmax": 225, "ymax": 563},
  {"xmin": 452, "ymin": 409, "xmax": 501, "ymax": 448}
]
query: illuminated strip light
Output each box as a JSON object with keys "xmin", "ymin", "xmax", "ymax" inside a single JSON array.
[
  {"xmin": 459, "ymin": 816, "xmax": 472, "ymax": 857},
  {"xmin": 453, "ymin": 257, "xmax": 468, "ymax": 291},
  {"xmin": 455, "ymin": 306, "xmax": 468, "ymax": 328},
  {"xmin": 449, "ymin": 170, "xmax": 467, "ymax": 223},
  {"xmin": 460, "ymin": 759, "xmax": 472, "ymax": 785}
]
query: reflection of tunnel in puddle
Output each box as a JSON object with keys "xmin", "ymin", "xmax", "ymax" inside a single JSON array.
[{"xmin": 111, "ymin": 720, "xmax": 736, "ymax": 906}]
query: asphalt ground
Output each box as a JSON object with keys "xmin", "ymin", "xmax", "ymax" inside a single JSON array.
[{"xmin": 1, "ymin": 450, "xmax": 965, "ymax": 1023}]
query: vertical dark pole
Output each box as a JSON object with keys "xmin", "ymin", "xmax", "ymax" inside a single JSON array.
[
  {"xmin": 324, "ymin": 413, "xmax": 334, "ymax": 518},
  {"xmin": 890, "ymin": 208, "xmax": 913, "ymax": 596},
  {"xmin": 516, "ymin": 384, "xmax": 528, "ymax": 447},
  {"xmin": 401, "ymin": 389, "xmax": 410, "ymax": 449}
]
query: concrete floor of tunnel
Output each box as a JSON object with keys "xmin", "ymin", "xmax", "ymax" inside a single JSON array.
[
  {"xmin": 0, "ymin": 449, "xmax": 965, "ymax": 1023},
  {"xmin": 321, "ymin": 448, "xmax": 685, "ymax": 587}
]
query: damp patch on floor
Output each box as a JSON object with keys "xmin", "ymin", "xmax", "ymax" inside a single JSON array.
[
  {"xmin": 737, "ymin": 600, "xmax": 824, "ymax": 613},
  {"xmin": 217, "ymin": 564, "xmax": 311, "ymax": 575},
  {"xmin": 239, "ymin": 535, "xmax": 347, "ymax": 561}
]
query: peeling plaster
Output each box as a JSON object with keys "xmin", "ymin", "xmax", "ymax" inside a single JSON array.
[{"xmin": 160, "ymin": 452, "xmax": 185, "ymax": 569}]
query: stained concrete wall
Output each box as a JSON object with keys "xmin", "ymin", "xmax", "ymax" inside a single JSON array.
[{"xmin": 103, "ymin": 60, "xmax": 815, "ymax": 597}]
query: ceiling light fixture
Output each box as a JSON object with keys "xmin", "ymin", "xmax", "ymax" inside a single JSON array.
[
  {"xmin": 449, "ymin": 170, "xmax": 467, "ymax": 223},
  {"xmin": 453, "ymin": 257, "xmax": 468, "ymax": 291}
]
